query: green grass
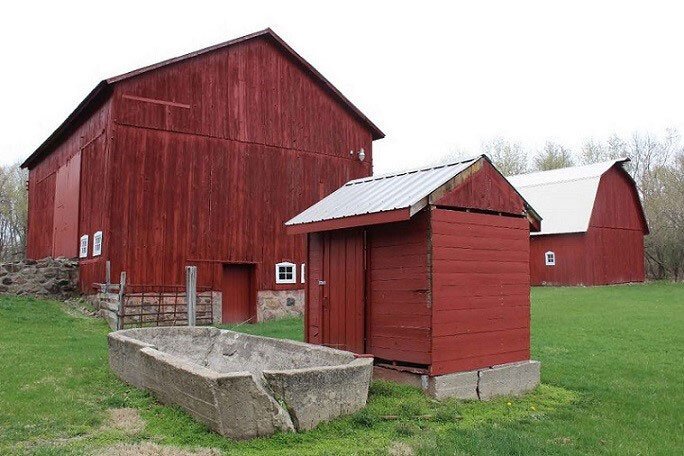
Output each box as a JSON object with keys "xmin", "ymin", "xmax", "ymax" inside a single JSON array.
[{"xmin": 0, "ymin": 283, "xmax": 682, "ymax": 455}]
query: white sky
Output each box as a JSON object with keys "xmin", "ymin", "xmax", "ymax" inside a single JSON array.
[{"xmin": 1, "ymin": 1, "xmax": 683, "ymax": 174}]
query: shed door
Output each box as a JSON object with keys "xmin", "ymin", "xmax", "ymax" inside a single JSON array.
[
  {"xmin": 52, "ymin": 152, "xmax": 81, "ymax": 258},
  {"xmin": 320, "ymin": 229, "xmax": 366, "ymax": 353},
  {"xmin": 221, "ymin": 264, "xmax": 254, "ymax": 323}
]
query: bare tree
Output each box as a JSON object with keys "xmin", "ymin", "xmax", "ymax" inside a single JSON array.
[
  {"xmin": 533, "ymin": 141, "xmax": 575, "ymax": 171},
  {"xmin": 482, "ymin": 137, "xmax": 528, "ymax": 176},
  {"xmin": 0, "ymin": 162, "xmax": 27, "ymax": 261}
]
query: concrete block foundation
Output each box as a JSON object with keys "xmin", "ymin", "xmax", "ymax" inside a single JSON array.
[
  {"xmin": 374, "ymin": 360, "xmax": 541, "ymax": 401},
  {"xmin": 109, "ymin": 327, "xmax": 372, "ymax": 439}
]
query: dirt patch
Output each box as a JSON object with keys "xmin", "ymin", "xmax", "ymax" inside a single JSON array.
[
  {"xmin": 388, "ymin": 441, "xmax": 415, "ymax": 456},
  {"xmin": 104, "ymin": 408, "xmax": 146, "ymax": 434},
  {"xmin": 100, "ymin": 442, "xmax": 222, "ymax": 456}
]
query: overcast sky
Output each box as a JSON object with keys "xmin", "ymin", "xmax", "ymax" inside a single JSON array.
[{"xmin": 2, "ymin": 1, "xmax": 683, "ymax": 173}]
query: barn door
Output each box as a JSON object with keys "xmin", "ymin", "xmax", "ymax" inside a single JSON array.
[
  {"xmin": 52, "ymin": 152, "xmax": 81, "ymax": 258},
  {"xmin": 320, "ymin": 229, "xmax": 366, "ymax": 353},
  {"xmin": 221, "ymin": 264, "xmax": 255, "ymax": 323}
]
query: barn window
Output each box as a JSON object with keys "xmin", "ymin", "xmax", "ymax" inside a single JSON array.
[
  {"xmin": 79, "ymin": 235, "xmax": 89, "ymax": 258},
  {"xmin": 301, "ymin": 263, "xmax": 306, "ymax": 284},
  {"xmin": 92, "ymin": 231, "xmax": 103, "ymax": 257},
  {"xmin": 275, "ymin": 262, "xmax": 296, "ymax": 284},
  {"xmin": 545, "ymin": 251, "xmax": 556, "ymax": 266}
]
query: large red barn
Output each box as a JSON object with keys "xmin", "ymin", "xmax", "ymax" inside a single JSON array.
[
  {"xmin": 508, "ymin": 159, "xmax": 648, "ymax": 286},
  {"xmin": 286, "ymin": 156, "xmax": 543, "ymax": 399},
  {"xmin": 20, "ymin": 29, "xmax": 383, "ymax": 322}
]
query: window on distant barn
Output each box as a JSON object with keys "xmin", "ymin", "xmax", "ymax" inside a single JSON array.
[
  {"xmin": 545, "ymin": 251, "xmax": 556, "ymax": 266},
  {"xmin": 92, "ymin": 231, "xmax": 103, "ymax": 257},
  {"xmin": 79, "ymin": 235, "xmax": 89, "ymax": 258},
  {"xmin": 301, "ymin": 263, "xmax": 306, "ymax": 284},
  {"xmin": 275, "ymin": 262, "xmax": 296, "ymax": 284}
]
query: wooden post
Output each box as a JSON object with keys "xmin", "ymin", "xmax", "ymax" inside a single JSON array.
[
  {"xmin": 104, "ymin": 260, "xmax": 111, "ymax": 294},
  {"xmin": 186, "ymin": 266, "xmax": 197, "ymax": 327},
  {"xmin": 117, "ymin": 271, "xmax": 126, "ymax": 331}
]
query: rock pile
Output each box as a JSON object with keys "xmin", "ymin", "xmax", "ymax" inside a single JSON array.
[{"xmin": 0, "ymin": 257, "xmax": 79, "ymax": 298}]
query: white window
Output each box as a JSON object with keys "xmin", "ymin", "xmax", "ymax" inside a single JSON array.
[
  {"xmin": 79, "ymin": 235, "xmax": 89, "ymax": 258},
  {"xmin": 92, "ymin": 231, "xmax": 103, "ymax": 257},
  {"xmin": 301, "ymin": 263, "xmax": 306, "ymax": 284},
  {"xmin": 275, "ymin": 262, "xmax": 296, "ymax": 284},
  {"xmin": 545, "ymin": 251, "xmax": 556, "ymax": 266}
]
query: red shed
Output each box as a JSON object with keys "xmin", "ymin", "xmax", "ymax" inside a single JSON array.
[
  {"xmin": 20, "ymin": 29, "xmax": 383, "ymax": 323},
  {"xmin": 508, "ymin": 159, "xmax": 648, "ymax": 286},
  {"xmin": 286, "ymin": 156, "xmax": 543, "ymax": 399}
]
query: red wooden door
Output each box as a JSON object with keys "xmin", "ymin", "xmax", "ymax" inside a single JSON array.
[
  {"xmin": 221, "ymin": 264, "xmax": 254, "ymax": 323},
  {"xmin": 320, "ymin": 229, "xmax": 366, "ymax": 353},
  {"xmin": 52, "ymin": 152, "xmax": 81, "ymax": 258}
]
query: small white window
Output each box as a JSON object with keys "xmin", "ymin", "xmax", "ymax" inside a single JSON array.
[
  {"xmin": 79, "ymin": 235, "xmax": 89, "ymax": 258},
  {"xmin": 301, "ymin": 263, "xmax": 306, "ymax": 284},
  {"xmin": 275, "ymin": 262, "xmax": 296, "ymax": 284},
  {"xmin": 92, "ymin": 231, "xmax": 103, "ymax": 257},
  {"xmin": 545, "ymin": 251, "xmax": 556, "ymax": 266}
]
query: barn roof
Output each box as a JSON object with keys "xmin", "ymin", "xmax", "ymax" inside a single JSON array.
[
  {"xmin": 286, "ymin": 155, "xmax": 541, "ymax": 233},
  {"xmin": 21, "ymin": 28, "xmax": 384, "ymax": 169},
  {"xmin": 507, "ymin": 158, "xmax": 632, "ymax": 236}
]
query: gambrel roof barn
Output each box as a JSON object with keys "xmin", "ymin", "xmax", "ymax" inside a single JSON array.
[{"xmin": 509, "ymin": 159, "xmax": 648, "ymax": 285}]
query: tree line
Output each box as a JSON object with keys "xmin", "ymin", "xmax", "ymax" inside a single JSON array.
[{"xmin": 0, "ymin": 162, "xmax": 27, "ymax": 262}]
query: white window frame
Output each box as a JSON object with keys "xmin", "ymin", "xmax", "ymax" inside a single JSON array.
[
  {"xmin": 301, "ymin": 263, "xmax": 306, "ymax": 284},
  {"xmin": 545, "ymin": 251, "xmax": 556, "ymax": 266},
  {"xmin": 79, "ymin": 235, "xmax": 89, "ymax": 258},
  {"xmin": 92, "ymin": 231, "xmax": 103, "ymax": 257},
  {"xmin": 275, "ymin": 262, "xmax": 296, "ymax": 284}
]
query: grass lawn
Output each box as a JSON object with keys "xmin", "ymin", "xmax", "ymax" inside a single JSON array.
[{"xmin": 0, "ymin": 283, "xmax": 682, "ymax": 455}]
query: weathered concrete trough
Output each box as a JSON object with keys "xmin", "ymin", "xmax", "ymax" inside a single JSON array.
[{"xmin": 108, "ymin": 327, "xmax": 373, "ymax": 440}]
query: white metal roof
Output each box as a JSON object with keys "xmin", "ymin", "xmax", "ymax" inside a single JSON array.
[
  {"xmin": 286, "ymin": 157, "xmax": 481, "ymax": 226},
  {"xmin": 507, "ymin": 158, "xmax": 629, "ymax": 236}
]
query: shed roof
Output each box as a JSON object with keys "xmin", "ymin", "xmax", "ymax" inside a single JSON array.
[
  {"xmin": 507, "ymin": 158, "xmax": 631, "ymax": 236},
  {"xmin": 286, "ymin": 155, "xmax": 540, "ymax": 233},
  {"xmin": 21, "ymin": 28, "xmax": 384, "ymax": 169}
]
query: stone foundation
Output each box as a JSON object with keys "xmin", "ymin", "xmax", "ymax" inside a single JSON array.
[
  {"xmin": 373, "ymin": 360, "xmax": 541, "ymax": 401},
  {"xmin": 0, "ymin": 257, "xmax": 79, "ymax": 298},
  {"xmin": 256, "ymin": 289, "xmax": 304, "ymax": 321}
]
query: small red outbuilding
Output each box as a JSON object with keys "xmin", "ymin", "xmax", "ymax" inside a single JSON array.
[
  {"xmin": 286, "ymin": 156, "xmax": 542, "ymax": 393},
  {"xmin": 508, "ymin": 159, "xmax": 648, "ymax": 286}
]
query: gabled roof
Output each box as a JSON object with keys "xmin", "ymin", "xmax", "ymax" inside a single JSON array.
[
  {"xmin": 507, "ymin": 158, "xmax": 631, "ymax": 236},
  {"xmin": 286, "ymin": 155, "xmax": 541, "ymax": 234},
  {"xmin": 21, "ymin": 28, "xmax": 384, "ymax": 169}
]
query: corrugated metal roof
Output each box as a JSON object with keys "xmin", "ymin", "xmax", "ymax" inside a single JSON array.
[
  {"xmin": 21, "ymin": 28, "xmax": 383, "ymax": 169},
  {"xmin": 286, "ymin": 157, "xmax": 481, "ymax": 226},
  {"xmin": 507, "ymin": 158, "xmax": 630, "ymax": 236}
]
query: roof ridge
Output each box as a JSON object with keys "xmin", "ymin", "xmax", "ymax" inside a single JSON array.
[{"xmin": 346, "ymin": 155, "xmax": 481, "ymax": 186}]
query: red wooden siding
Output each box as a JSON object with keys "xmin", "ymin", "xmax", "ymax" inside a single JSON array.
[
  {"xmin": 26, "ymin": 173, "xmax": 55, "ymax": 259},
  {"xmin": 52, "ymin": 151, "xmax": 81, "ymax": 258},
  {"xmin": 306, "ymin": 232, "xmax": 324, "ymax": 343},
  {"xmin": 430, "ymin": 209, "xmax": 531, "ymax": 375},
  {"xmin": 367, "ymin": 212, "xmax": 431, "ymax": 365},
  {"xmin": 435, "ymin": 160, "xmax": 526, "ymax": 216},
  {"xmin": 530, "ymin": 166, "xmax": 646, "ymax": 286}
]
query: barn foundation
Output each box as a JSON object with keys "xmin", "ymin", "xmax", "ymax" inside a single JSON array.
[{"xmin": 373, "ymin": 360, "xmax": 541, "ymax": 401}]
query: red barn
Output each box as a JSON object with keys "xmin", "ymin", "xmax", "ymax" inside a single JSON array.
[
  {"xmin": 508, "ymin": 159, "xmax": 648, "ymax": 286},
  {"xmin": 286, "ymin": 156, "xmax": 543, "ymax": 399},
  {"xmin": 20, "ymin": 29, "xmax": 383, "ymax": 322}
]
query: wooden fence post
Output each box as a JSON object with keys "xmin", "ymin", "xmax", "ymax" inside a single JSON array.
[
  {"xmin": 117, "ymin": 271, "xmax": 126, "ymax": 331},
  {"xmin": 186, "ymin": 266, "xmax": 197, "ymax": 327},
  {"xmin": 104, "ymin": 260, "xmax": 111, "ymax": 294}
]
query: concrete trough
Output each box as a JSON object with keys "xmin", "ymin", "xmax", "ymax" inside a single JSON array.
[{"xmin": 108, "ymin": 327, "xmax": 373, "ymax": 440}]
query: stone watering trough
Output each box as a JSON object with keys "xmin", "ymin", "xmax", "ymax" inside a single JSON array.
[{"xmin": 108, "ymin": 327, "xmax": 373, "ymax": 440}]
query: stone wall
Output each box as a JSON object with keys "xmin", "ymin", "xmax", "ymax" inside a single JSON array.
[
  {"xmin": 0, "ymin": 257, "xmax": 79, "ymax": 298},
  {"xmin": 256, "ymin": 289, "xmax": 305, "ymax": 321}
]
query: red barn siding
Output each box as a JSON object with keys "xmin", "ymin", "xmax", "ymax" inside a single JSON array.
[
  {"xmin": 530, "ymin": 166, "xmax": 646, "ymax": 286},
  {"xmin": 366, "ymin": 212, "xmax": 431, "ymax": 365},
  {"xmin": 430, "ymin": 209, "xmax": 531, "ymax": 375},
  {"xmin": 435, "ymin": 161, "xmax": 526, "ymax": 215},
  {"xmin": 26, "ymin": 173, "xmax": 55, "ymax": 259}
]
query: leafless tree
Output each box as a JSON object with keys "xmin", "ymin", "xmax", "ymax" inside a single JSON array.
[
  {"xmin": 0, "ymin": 162, "xmax": 27, "ymax": 261},
  {"xmin": 482, "ymin": 137, "xmax": 529, "ymax": 176},
  {"xmin": 533, "ymin": 141, "xmax": 575, "ymax": 171}
]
